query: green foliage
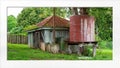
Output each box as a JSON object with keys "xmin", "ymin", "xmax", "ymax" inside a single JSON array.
[
  {"xmin": 8, "ymin": 43, "xmax": 112, "ymax": 60},
  {"xmin": 83, "ymin": 46, "xmax": 92, "ymax": 56},
  {"xmin": 98, "ymin": 41, "xmax": 112, "ymax": 49},
  {"xmin": 7, "ymin": 15, "xmax": 24, "ymax": 34},
  {"xmin": 17, "ymin": 8, "xmax": 41, "ymax": 28},
  {"xmin": 9, "ymin": 26, "xmax": 23, "ymax": 34},
  {"xmin": 7, "ymin": 15, "xmax": 17, "ymax": 32},
  {"xmin": 23, "ymin": 25, "xmax": 38, "ymax": 31},
  {"xmin": 17, "ymin": 7, "xmax": 67, "ymax": 33},
  {"xmin": 55, "ymin": 8, "xmax": 68, "ymax": 18},
  {"xmin": 88, "ymin": 8, "xmax": 112, "ymax": 41}
]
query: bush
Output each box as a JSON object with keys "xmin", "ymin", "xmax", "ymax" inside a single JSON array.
[
  {"xmin": 83, "ymin": 46, "xmax": 92, "ymax": 56},
  {"xmin": 98, "ymin": 41, "xmax": 112, "ymax": 49}
]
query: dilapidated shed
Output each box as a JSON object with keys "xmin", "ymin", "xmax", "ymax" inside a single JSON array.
[{"xmin": 28, "ymin": 15, "xmax": 69, "ymax": 49}]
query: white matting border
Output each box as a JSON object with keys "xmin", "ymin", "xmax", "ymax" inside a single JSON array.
[{"xmin": 0, "ymin": 0, "xmax": 120, "ymax": 68}]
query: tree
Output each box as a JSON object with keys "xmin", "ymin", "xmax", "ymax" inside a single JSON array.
[
  {"xmin": 88, "ymin": 8, "xmax": 112, "ymax": 41},
  {"xmin": 7, "ymin": 15, "xmax": 17, "ymax": 32}
]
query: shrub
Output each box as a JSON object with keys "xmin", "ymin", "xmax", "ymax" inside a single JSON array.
[
  {"xmin": 83, "ymin": 46, "xmax": 92, "ymax": 56},
  {"xmin": 98, "ymin": 41, "xmax": 112, "ymax": 49}
]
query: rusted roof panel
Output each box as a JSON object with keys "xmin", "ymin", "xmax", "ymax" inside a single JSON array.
[{"xmin": 37, "ymin": 15, "xmax": 69, "ymax": 28}]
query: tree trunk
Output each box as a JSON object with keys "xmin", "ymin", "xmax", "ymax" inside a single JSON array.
[
  {"xmin": 79, "ymin": 8, "xmax": 88, "ymax": 15},
  {"xmin": 70, "ymin": 7, "xmax": 89, "ymax": 15},
  {"xmin": 69, "ymin": 7, "xmax": 78, "ymax": 15}
]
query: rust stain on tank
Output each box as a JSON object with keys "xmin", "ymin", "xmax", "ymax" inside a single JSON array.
[{"xmin": 70, "ymin": 15, "xmax": 95, "ymax": 42}]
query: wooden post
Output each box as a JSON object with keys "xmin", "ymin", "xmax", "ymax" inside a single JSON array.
[
  {"xmin": 92, "ymin": 43, "xmax": 97, "ymax": 57},
  {"xmin": 78, "ymin": 44, "xmax": 83, "ymax": 56},
  {"xmin": 68, "ymin": 45, "xmax": 72, "ymax": 54},
  {"xmin": 53, "ymin": 7, "xmax": 56, "ymax": 43}
]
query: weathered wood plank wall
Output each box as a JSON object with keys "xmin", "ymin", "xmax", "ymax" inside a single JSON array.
[{"xmin": 7, "ymin": 34, "xmax": 28, "ymax": 44}]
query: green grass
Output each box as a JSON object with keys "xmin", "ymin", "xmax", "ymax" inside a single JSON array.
[
  {"xmin": 93, "ymin": 49, "xmax": 112, "ymax": 60},
  {"xmin": 7, "ymin": 43, "xmax": 112, "ymax": 60}
]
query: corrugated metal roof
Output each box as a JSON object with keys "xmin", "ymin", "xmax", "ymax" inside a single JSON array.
[{"xmin": 37, "ymin": 15, "xmax": 69, "ymax": 28}]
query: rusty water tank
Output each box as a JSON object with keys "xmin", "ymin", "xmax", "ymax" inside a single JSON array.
[{"xmin": 70, "ymin": 15, "xmax": 95, "ymax": 42}]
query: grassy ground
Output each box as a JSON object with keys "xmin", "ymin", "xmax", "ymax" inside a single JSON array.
[{"xmin": 7, "ymin": 43, "xmax": 112, "ymax": 60}]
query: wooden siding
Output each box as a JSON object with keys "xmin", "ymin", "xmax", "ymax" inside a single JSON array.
[
  {"xmin": 28, "ymin": 29, "xmax": 69, "ymax": 48},
  {"xmin": 44, "ymin": 30, "xmax": 69, "ymax": 44},
  {"xmin": 28, "ymin": 33, "xmax": 34, "ymax": 48}
]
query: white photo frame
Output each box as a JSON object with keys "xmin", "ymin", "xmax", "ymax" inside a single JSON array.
[{"xmin": 0, "ymin": 0, "xmax": 120, "ymax": 68}]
